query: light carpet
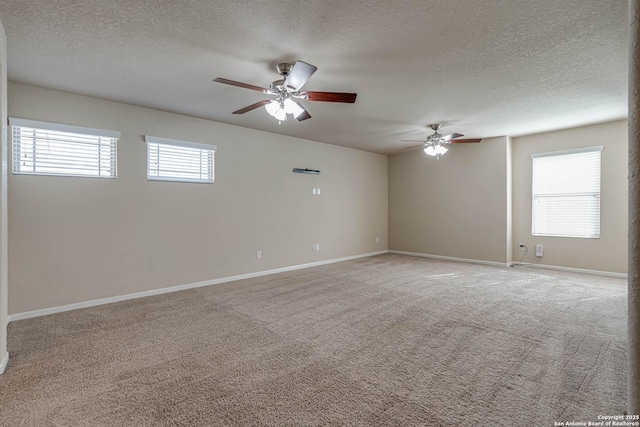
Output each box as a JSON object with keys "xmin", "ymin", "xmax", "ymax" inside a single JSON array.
[{"xmin": 0, "ymin": 254, "xmax": 628, "ymax": 426}]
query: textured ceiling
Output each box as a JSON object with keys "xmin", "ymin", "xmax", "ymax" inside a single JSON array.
[{"xmin": 0, "ymin": 0, "xmax": 629, "ymax": 154}]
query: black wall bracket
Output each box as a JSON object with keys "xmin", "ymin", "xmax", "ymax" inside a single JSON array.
[{"xmin": 292, "ymin": 168, "xmax": 320, "ymax": 175}]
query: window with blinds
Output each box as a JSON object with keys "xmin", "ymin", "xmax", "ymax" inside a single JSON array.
[
  {"xmin": 146, "ymin": 136, "xmax": 216, "ymax": 183},
  {"xmin": 531, "ymin": 146, "xmax": 602, "ymax": 239},
  {"xmin": 10, "ymin": 118, "xmax": 119, "ymax": 178}
]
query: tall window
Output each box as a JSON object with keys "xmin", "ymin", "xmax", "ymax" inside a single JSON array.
[
  {"xmin": 10, "ymin": 118, "xmax": 119, "ymax": 178},
  {"xmin": 146, "ymin": 136, "xmax": 216, "ymax": 183},
  {"xmin": 531, "ymin": 146, "xmax": 602, "ymax": 239}
]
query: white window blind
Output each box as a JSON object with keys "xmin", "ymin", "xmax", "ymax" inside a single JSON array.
[
  {"xmin": 10, "ymin": 118, "xmax": 119, "ymax": 178},
  {"xmin": 146, "ymin": 136, "xmax": 216, "ymax": 183},
  {"xmin": 531, "ymin": 146, "xmax": 602, "ymax": 239}
]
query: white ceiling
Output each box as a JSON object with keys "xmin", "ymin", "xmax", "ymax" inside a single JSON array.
[{"xmin": 0, "ymin": 0, "xmax": 629, "ymax": 154}]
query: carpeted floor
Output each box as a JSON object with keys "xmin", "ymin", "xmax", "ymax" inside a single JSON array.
[{"xmin": 0, "ymin": 254, "xmax": 628, "ymax": 426}]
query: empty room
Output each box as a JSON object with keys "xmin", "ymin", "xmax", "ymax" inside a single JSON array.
[{"xmin": 0, "ymin": 1, "xmax": 637, "ymax": 426}]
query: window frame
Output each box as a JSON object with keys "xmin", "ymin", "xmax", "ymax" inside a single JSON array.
[
  {"xmin": 145, "ymin": 135, "xmax": 216, "ymax": 184},
  {"xmin": 530, "ymin": 146, "xmax": 603, "ymax": 239},
  {"xmin": 9, "ymin": 117, "xmax": 119, "ymax": 179}
]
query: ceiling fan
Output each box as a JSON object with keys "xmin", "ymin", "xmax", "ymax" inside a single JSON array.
[
  {"xmin": 400, "ymin": 124, "xmax": 482, "ymax": 157},
  {"xmin": 213, "ymin": 61, "xmax": 357, "ymax": 122}
]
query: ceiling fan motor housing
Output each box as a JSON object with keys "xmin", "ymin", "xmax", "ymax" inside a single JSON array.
[
  {"xmin": 270, "ymin": 79, "xmax": 286, "ymax": 91},
  {"xmin": 276, "ymin": 63, "xmax": 293, "ymax": 77}
]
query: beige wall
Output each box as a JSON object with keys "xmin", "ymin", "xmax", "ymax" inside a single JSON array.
[
  {"xmin": 512, "ymin": 120, "xmax": 628, "ymax": 274},
  {"xmin": 388, "ymin": 136, "xmax": 511, "ymax": 264},
  {"xmin": 0, "ymin": 19, "xmax": 8, "ymax": 364},
  {"xmin": 7, "ymin": 83, "xmax": 388, "ymax": 314},
  {"xmin": 388, "ymin": 121, "xmax": 627, "ymax": 273},
  {"xmin": 5, "ymin": 81, "xmax": 628, "ymax": 317}
]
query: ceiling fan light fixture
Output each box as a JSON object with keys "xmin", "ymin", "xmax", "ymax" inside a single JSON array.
[
  {"xmin": 424, "ymin": 141, "xmax": 448, "ymax": 157},
  {"xmin": 264, "ymin": 100, "xmax": 288, "ymax": 121},
  {"xmin": 274, "ymin": 107, "xmax": 287, "ymax": 121},
  {"xmin": 283, "ymin": 98, "xmax": 305, "ymax": 118},
  {"xmin": 265, "ymin": 100, "xmax": 280, "ymax": 117},
  {"xmin": 435, "ymin": 143, "xmax": 448, "ymax": 155},
  {"xmin": 424, "ymin": 145, "xmax": 437, "ymax": 156}
]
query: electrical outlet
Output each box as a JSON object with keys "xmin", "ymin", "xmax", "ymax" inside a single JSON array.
[
  {"xmin": 316, "ymin": 187, "xmax": 320, "ymax": 195},
  {"xmin": 312, "ymin": 187, "xmax": 317, "ymax": 195},
  {"xmin": 518, "ymin": 243, "xmax": 525, "ymax": 251},
  {"xmin": 376, "ymin": 236, "xmax": 380, "ymax": 243},
  {"xmin": 316, "ymin": 243, "xmax": 320, "ymax": 251},
  {"xmin": 256, "ymin": 250, "xmax": 262, "ymax": 259},
  {"xmin": 535, "ymin": 245, "xmax": 543, "ymax": 257}
]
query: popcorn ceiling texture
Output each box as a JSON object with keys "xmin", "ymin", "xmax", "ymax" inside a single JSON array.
[
  {"xmin": 0, "ymin": 0, "xmax": 629, "ymax": 153},
  {"xmin": 0, "ymin": 254, "xmax": 627, "ymax": 426}
]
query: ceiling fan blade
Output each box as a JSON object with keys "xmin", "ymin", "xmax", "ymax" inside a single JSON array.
[
  {"xmin": 306, "ymin": 91, "xmax": 357, "ymax": 103},
  {"xmin": 284, "ymin": 61, "xmax": 317, "ymax": 91},
  {"xmin": 400, "ymin": 139, "xmax": 428, "ymax": 143},
  {"xmin": 232, "ymin": 99, "xmax": 269, "ymax": 114},
  {"xmin": 213, "ymin": 77, "xmax": 267, "ymax": 92},
  {"xmin": 398, "ymin": 143, "xmax": 427, "ymax": 152},
  {"xmin": 451, "ymin": 138, "xmax": 482, "ymax": 143},
  {"xmin": 440, "ymin": 132, "xmax": 464, "ymax": 141},
  {"xmin": 293, "ymin": 101, "xmax": 312, "ymax": 121}
]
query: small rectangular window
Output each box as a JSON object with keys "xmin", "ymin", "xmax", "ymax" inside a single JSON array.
[
  {"xmin": 145, "ymin": 136, "xmax": 216, "ymax": 183},
  {"xmin": 10, "ymin": 118, "xmax": 119, "ymax": 178},
  {"xmin": 531, "ymin": 146, "xmax": 602, "ymax": 239}
]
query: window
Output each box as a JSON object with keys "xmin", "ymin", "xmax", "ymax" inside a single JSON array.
[
  {"xmin": 531, "ymin": 146, "xmax": 602, "ymax": 239},
  {"xmin": 10, "ymin": 118, "xmax": 118, "ymax": 178},
  {"xmin": 146, "ymin": 136, "xmax": 216, "ymax": 183}
]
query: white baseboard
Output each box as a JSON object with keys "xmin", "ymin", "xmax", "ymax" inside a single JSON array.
[
  {"xmin": 7, "ymin": 250, "xmax": 389, "ymax": 323},
  {"xmin": 389, "ymin": 250, "xmax": 511, "ymax": 268},
  {"xmin": 509, "ymin": 262, "xmax": 627, "ymax": 279},
  {"xmin": 390, "ymin": 250, "xmax": 627, "ymax": 278},
  {"xmin": 0, "ymin": 352, "xmax": 8, "ymax": 374},
  {"xmin": 190, "ymin": 250, "xmax": 389, "ymax": 289}
]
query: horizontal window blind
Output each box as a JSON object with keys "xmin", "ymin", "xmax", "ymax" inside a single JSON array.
[
  {"xmin": 10, "ymin": 118, "xmax": 119, "ymax": 178},
  {"xmin": 145, "ymin": 136, "xmax": 216, "ymax": 183},
  {"xmin": 531, "ymin": 147, "xmax": 602, "ymax": 238}
]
